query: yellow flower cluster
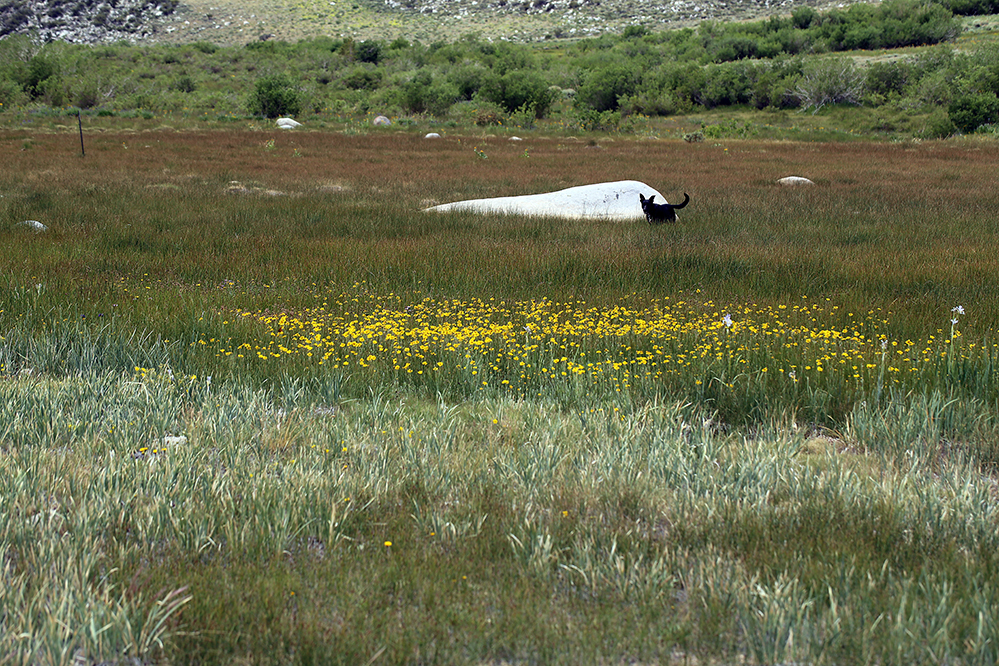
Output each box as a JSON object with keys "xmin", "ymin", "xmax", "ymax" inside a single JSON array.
[{"xmin": 213, "ymin": 290, "xmax": 974, "ymax": 396}]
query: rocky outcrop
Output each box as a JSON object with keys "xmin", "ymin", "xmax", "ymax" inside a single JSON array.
[
  {"xmin": 0, "ymin": 0, "xmax": 857, "ymax": 46},
  {"xmin": 382, "ymin": 0, "xmax": 805, "ymax": 34},
  {"xmin": 0, "ymin": 0, "xmax": 178, "ymax": 43}
]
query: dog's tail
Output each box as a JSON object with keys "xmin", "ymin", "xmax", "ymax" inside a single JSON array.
[{"xmin": 673, "ymin": 192, "xmax": 690, "ymax": 209}]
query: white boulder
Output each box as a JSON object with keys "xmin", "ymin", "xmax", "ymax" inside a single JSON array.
[
  {"xmin": 425, "ymin": 132, "xmax": 441, "ymax": 139},
  {"xmin": 373, "ymin": 115, "xmax": 391, "ymax": 126},
  {"xmin": 425, "ymin": 180, "xmax": 669, "ymax": 221},
  {"xmin": 276, "ymin": 117, "xmax": 302, "ymax": 129},
  {"xmin": 778, "ymin": 176, "xmax": 815, "ymax": 186}
]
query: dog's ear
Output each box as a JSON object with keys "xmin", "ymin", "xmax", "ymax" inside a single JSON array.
[
  {"xmin": 639, "ymin": 194, "xmax": 647, "ymax": 203},
  {"xmin": 647, "ymin": 195, "xmax": 655, "ymax": 203}
]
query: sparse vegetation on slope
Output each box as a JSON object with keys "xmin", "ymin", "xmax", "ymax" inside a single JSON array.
[
  {"xmin": 0, "ymin": 0, "xmax": 993, "ymax": 46},
  {"xmin": 2, "ymin": 7, "xmax": 999, "ymax": 140}
]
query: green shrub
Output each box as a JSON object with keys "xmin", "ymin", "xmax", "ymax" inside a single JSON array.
[
  {"xmin": 466, "ymin": 101, "xmax": 506, "ymax": 126},
  {"xmin": 248, "ymin": 74, "xmax": 301, "ymax": 118},
  {"xmin": 918, "ymin": 109, "xmax": 957, "ymax": 139},
  {"xmin": 341, "ymin": 66, "xmax": 382, "ymax": 91},
  {"xmin": 72, "ymin": 82, "xmax": 99, "ymax": 109},
  {"xmin": 865, "ymin": 60, "xmax": 912, "ymax": 102},
  {"xmin": 403, "ymin": 70, "xmax": 433, "ymax": 113},
  {"xmin": 791, "ymin": 6, "xmax": 820, "ymax": 29},
  {"xmin": 173, "ymin": 75, "xmax": 197, "ymax": 93},
  {"xmin": 948, "ymin": 92, "xmax": 999, "ymax": 133},
  {"xmin": 619, "ymin": 89, "xmax": 682, "ymax": 116},
  {"xmin": 569, "ymin": 107, "xmax": 621, "ymax": 131},
  {"xmin": 699, "ymin": 62, "xmax": 756, "ymax": 107},
  {"xmin": 356, "ymin": 40, "xmax": 383, "ymax": 64},
  {"xmin": 0, "ymin": 75, "xmax": 26, "ymax": 107},
  {"xmin": 480, "ymin": 69, "xmax": 555, "ymax": 116},
  {"xmin": 641, "ymin": 61, "xmax": 706, "ymax": 110},
  {"xmin": 423, "ymin": 80, "xmax": 460, "ymax": 115},
  {"xmin": 938, "ymin": 0, "xmax": 999, "ymax": 16},
  {"xmin": 749, "ymin": 64, "xmax": 801, "ymax": 109},
  {"xmin": 402, "ymin": 70, "xmax": 459, "ymax": 115},
  {"xmin": 578, "ymin": 65, "xmax": 638, "ymax": 112},
  {"xmin": 192, "ymin": 41, "xmax": 218, "ymax": 54},
  {"xmin": 448, "ymin": 64, "xmax": 492, "ymax": 101},
  {"xmin": 22, "ymin": 55, "xmax": 60, "ymax": 100}
]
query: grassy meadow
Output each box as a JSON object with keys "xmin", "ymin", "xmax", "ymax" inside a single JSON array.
[{"xmin": 4, "ymin": 126, "xmax": 999, "ymax": 664}]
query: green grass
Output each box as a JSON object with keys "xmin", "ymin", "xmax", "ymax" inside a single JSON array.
[
  {"xmin": 4, "ymin": 380, "xmax": 999, "ymax": 663},
  {"xmin": 3, "ymin": 129, "xmax": 999, "ymax": 664}
]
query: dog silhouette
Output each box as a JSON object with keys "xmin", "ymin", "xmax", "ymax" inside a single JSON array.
[{"xmin": 639, "ymin": 192, "xmax": 689, "ymax": 224}]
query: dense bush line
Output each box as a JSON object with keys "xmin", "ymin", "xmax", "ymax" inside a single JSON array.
[{"xmin": 0, "ymin": 0, "xmax": 997, "ymax": 136}]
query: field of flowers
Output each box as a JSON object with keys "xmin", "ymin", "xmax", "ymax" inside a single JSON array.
[
  {"xmin": 220, "ymin": 285, "xmax": 990, "ymax": 419},
  {"xmin": 4, "ymin": 128, "xmax": 999, "ymax": 664}
]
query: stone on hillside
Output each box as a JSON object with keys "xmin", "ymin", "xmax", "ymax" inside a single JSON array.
[
  {"xmin": 509, "ymin": 136, "xmax": 523, "ymax": 141},
  {"xmin": 778, "ymin": 176, "xmax": 815, "ymax": 186},
  {"xmin": 373, "ymin": 115, "xmax": 391, "ymax": 126},
  {"xmin": 276, "ymin": 117, "xmax": 302, "ymax": 129},
  {"xmin": 425, "ymin": 180, "xmax": 668, "ymax": 222},
  {"xmin": 425, "ymin": 132, "xmax": 441, "ymax": 139},
  {"xmin": 22, "ymin": 220, "xmax": 48, "ymax": 232}
]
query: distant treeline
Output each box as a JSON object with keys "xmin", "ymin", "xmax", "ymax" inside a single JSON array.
[{"xmin": 1, "ymin": 0, "xmax": 998, "ymax": 137}]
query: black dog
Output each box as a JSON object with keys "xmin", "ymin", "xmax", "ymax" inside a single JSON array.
[{"xmin": 639, "ymin": 192, "xmax": 689, "ymax": 225}]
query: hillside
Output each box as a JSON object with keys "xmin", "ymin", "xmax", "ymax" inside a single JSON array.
[
  {"xmin": 5, "ymin": 0, "xmax": 869, "ymax": 45},
  {"xmin": 0, "ymin": 0, "xmax": 178, "ymax": 43}
]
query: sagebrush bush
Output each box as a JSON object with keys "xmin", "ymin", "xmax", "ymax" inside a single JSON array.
[{"xmin": 793, "ymin": 57, "xmax": 864, "ymax": 112}]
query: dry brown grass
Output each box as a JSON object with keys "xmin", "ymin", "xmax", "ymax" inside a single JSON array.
[
  {"xmin": 5, "ymin": 129, "xmax": 999, "ymax": 335},
  {"xmin": 8, "ymin": 129, "xmax": 997, "ymax": 205}
]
